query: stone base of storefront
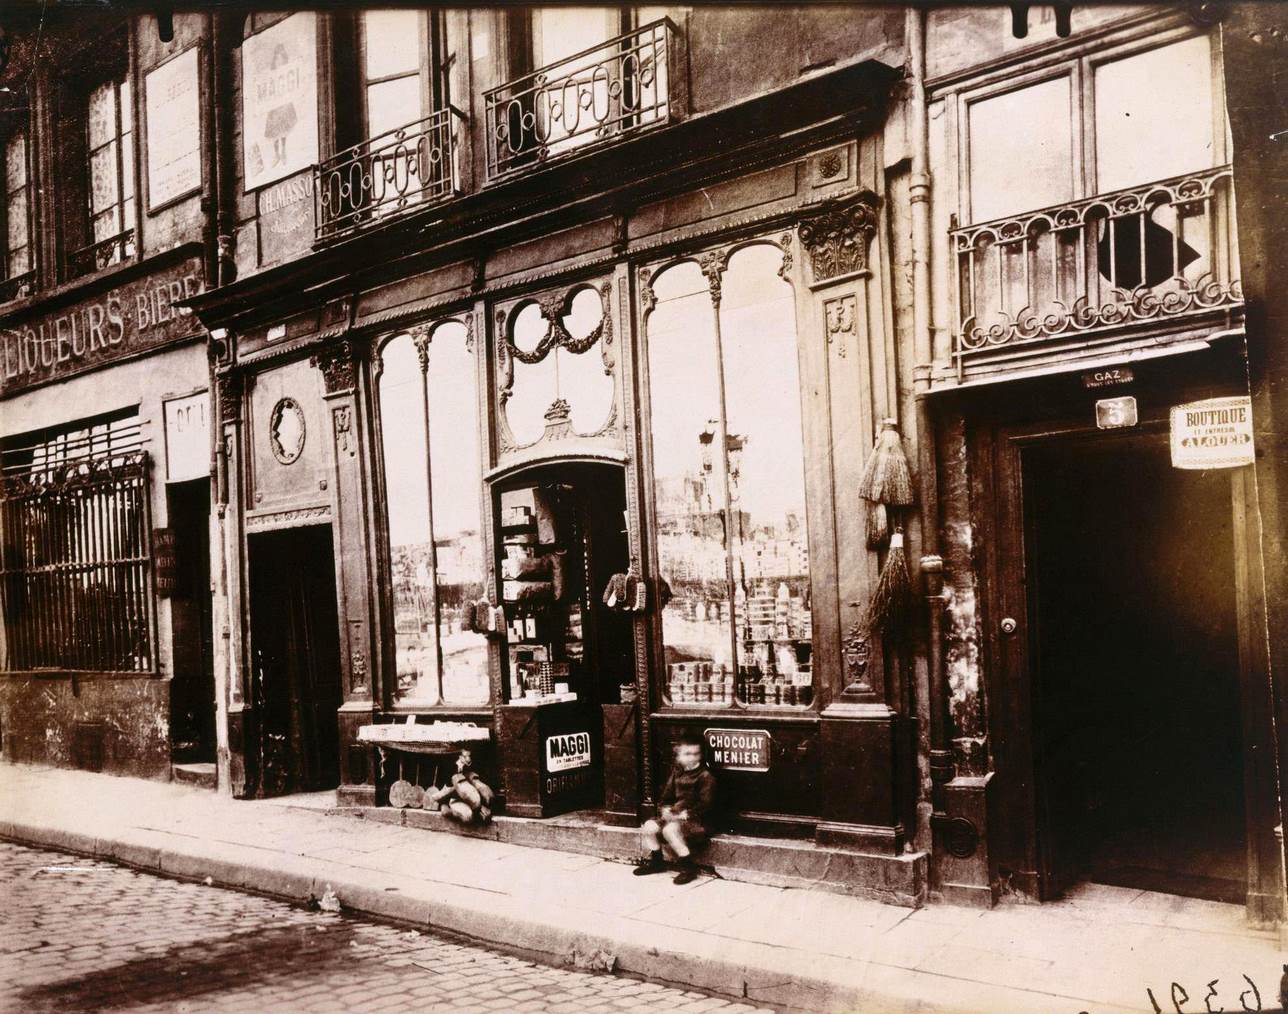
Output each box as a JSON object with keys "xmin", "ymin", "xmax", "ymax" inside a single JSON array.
[{"xmin": 317, "ymin": 802, "xmax": 928, "ymax": 907}]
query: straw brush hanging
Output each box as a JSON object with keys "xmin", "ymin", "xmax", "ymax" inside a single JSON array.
[{"xmin": 858, "ymin": 418, "xmax": 915, "ymax": 635}]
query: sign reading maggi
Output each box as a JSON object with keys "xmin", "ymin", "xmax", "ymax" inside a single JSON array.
[{"xmin": 0, "ymin": 257, "xmax": 204, "ymax": 396}]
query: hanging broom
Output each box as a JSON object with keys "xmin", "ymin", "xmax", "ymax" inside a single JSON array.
[
  {"xmin": 866, "ymin": 501, "xmax": 889, "ymax": 550},
  {"xmin": 858, "ymin": 418, "xmax": 915, "ymax": 506},
  {"xmin": 866, "ymin": 528, "xmax": 912, "ymax": 635}
]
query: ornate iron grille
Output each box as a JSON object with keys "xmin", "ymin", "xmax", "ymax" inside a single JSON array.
[
  {"xmin": 484, "ymin": 18, "xmax": 680, "ymax": 181},
  {"xmin": 0, "ymin": 269, "xmax": 35, "ymax": 305},
  {"xmin": 314, "ymin": 107, "xmax": 465, "ymax": 242},
  {"xmin": 950, "ymin": 166, "xmax": 1242, "ymax": 375},
  {"xmin": 67, "ymin": 229, "xmax": 135, "ymax": 280},
  {"xmin": 0, "ymin": 420, "xmax": 155, "ymax": 673}
]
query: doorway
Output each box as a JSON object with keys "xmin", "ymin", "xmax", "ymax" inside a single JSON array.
[
  {"xmin": 247, "ymin": 525, "xmax": 344, "ymax": 797},
  {"xmin": 168, "ymin": 479, "xmax": 216, "ymax": 767},
  {"xmin": 1023, "ymin": 434, "xmax": 1246, "ymax": 903}
]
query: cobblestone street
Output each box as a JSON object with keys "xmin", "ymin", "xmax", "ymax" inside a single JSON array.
[{"xmin": 0, "ymin": 842, "xmax": 774, "ymax": 1014}]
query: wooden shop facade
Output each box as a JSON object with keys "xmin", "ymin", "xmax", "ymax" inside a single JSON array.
[{"xmin": 186, "ymin": 10, "xmax": 928, "ymax": 901}]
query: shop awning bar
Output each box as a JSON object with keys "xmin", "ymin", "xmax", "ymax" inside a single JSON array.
[
  {"xmin": 314, "ymin": 106, "xmax": 467, "ymax": 243},
  {"xmin": 950, "ymin": 165, "xmax": 1243, "ymax": 377},
  {"xmin": 484, "ymin": 19, "xmax": 681, "ymax": 181}
]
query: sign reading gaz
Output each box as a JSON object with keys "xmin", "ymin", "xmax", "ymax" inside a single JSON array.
[
  {"xmin": 545, "ymin": 731, "xmax": 592, "ymax": 773},
  {"xmin": 1170, "ymin": 396, "xmax": 1255, "ymax": 470},
  {"xmin": 704, "ymin": 728, "xmax": 771, "ymax": 772}
]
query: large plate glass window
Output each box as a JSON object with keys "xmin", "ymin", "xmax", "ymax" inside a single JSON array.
[
  {"xmin": 378, "ymin": 320, "xmax": 488, "ymax": 706},
  {"xmin": 644, "ymin": 240, "xmax": 813, "ymax": 708}
]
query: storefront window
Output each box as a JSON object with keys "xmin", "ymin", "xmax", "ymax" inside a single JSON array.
[
  {"xmin": 378, "ymin": 321, "xmax": 488, "ymax": 706},
  {"xmin": 645, "ymin": 241, "xmax": 812, "ymax": 708}
]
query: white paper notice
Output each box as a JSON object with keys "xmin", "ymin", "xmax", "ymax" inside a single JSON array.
[
  {"xmin": 145, "ymin": 48, "xmax": 201, "ymax": 208},
  {"xmin": 1169, "ymin": 396, "xmax": 1255, "ymax": 470}
]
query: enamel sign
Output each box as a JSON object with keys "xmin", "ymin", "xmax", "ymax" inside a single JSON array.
[{"xmin": 545, "ymin": 731, "xmax": 592, "ymax": 773}]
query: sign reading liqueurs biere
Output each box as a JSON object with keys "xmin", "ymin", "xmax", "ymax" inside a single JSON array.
[
  {"xmin": 0, "ymin": 256, "xmax": 205, "ymax": 396},
  {"xmin": 1170, "ymin": 396, "xmax": 1255, "ymax": 469},
  {"xmin": 704, "ymin": 729, "xmax": 771, "ymax": 772}
]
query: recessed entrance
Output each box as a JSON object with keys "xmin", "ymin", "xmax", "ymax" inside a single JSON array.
[
  {"xmin": 1024, "ymin": 435, "xmax": 1246, "ymax": 903},
  {"xmin": 247, "ymin": 524, "xmax": 343, "ymax": 797}
]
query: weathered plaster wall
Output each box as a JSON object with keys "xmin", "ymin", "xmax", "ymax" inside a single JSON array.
[
  {"xmin": 0, "ymin": 675, "xmax": 170, "ymax": 778},
  {"xmin": 937, "ymin": 414, "xmax": 987, "ymax": 776}
]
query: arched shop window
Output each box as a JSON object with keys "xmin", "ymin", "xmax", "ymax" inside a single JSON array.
[
  {"xmin": 377, "ymin": 320, "xmax": 488, "ymax": 706},
  {"xmin": 643, "ymin": 240, "xmax": 813, "ymax": 708}
]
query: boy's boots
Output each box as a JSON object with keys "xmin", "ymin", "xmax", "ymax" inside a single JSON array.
[
  {"xmin": 632, "ymin": 850, "xmax": 667, "ymax": 876},
  {"xmin": 672, "ymin": 854, "xmax": 699, "ymax": 885}
]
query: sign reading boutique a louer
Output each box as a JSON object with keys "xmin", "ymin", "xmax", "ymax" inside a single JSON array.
[
  {"xmin": 0, "ymin": 257, "xmax": 204, "ymax": 397},
  {"xmin": 1170, "ymin": 396, "xmax": 1256, "ymax": 470}
]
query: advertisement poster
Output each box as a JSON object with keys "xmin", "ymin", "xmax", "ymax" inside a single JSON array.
[
  {"xmin": 145, "ymin": 47, "xmax": 201, "ymax": 208},
  {"xmin": 1169, "ymin": 396, "xmax": 1255, "ymax": 469},
  {"xmin": 242, "ymin": 13, "xmax": 318, "ymax": 191}
]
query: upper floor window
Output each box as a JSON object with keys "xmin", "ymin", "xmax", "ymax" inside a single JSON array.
[
  {"xmin": 967, "ymin": 33, "xmax": 1222, "ymax": 222},
  {"xmin": 86, "ymin": 75, "xmax": 135, "ymax": 258},
  {"xmin": 2, "ymin": 126, "xmax": 34, "ymax": 301},
  {"xmin": 643, "ymin": 242, "xmax": 813, "ymax": 709},
  {"xmin": 361, "ymin": 9, "xmax": 443, "ymax": 139},
  {"xmin": 377, "ymin": 321, "xmax": 489, "ymax": 707},
  {"xmin": 952, "ymin": 32, "xmax": 1238, "ymax": 368},
  {"xmin": 60, "ymin": 40, "xmax": 137, "ymax": 282},
  {"xmin": 486, "ymin": 7, "xmax": 677, "ymax": 178}
]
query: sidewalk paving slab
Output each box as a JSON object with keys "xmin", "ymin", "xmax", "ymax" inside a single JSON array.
[{"xmin": 1, "ymin": 762, "xmax": 1283, "ymax": 1013}]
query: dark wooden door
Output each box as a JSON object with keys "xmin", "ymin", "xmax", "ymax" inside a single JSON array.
[
  {"xmin": 990, "ymin": 422, "xmax": 1250, "ymax": 902},
  {"xmin": 248, "ymin": 525, "xmax": 344, "ymax": 796}
]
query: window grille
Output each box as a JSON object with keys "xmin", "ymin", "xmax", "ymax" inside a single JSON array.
[{"xmin": 0, "ymin": 416, "xmax": 154, "ymax": 673}]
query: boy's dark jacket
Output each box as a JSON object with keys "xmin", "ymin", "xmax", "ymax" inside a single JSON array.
[{"xmin": 659, "ymin": 763, "xmax": 718, "ymax": 835}]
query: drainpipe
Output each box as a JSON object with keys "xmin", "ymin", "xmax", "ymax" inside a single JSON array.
[{"xmin": 906, "ymin": 7, "xmax": 952, "ymax": 827}]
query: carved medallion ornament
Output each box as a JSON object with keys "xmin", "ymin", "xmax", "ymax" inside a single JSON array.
[
  {"xmin": 797, "ymin": 190, "xmax": 881, "ymax": 284},
  {"xmin": 269, "ymin": 397, "xmax": 306, "ymax": 465}
]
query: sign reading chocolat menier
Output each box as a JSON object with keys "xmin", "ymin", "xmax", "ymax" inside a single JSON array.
[{"xmin": 0, "ymin": 257, "xmax": 204, "ymax": 396}]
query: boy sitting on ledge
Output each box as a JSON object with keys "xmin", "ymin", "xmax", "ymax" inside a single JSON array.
[{"xmin": 633, "ymin": 735, "xmax": 718, "ymax": 885}]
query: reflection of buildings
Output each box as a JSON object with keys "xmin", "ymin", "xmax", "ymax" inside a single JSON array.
[
  {"xmin": 389, "ymin": 530, "xmax": 484, "ymax": 637},
  {"xmin": 656, "ymin": 427, "xmax": 810, "ymax": 666}
]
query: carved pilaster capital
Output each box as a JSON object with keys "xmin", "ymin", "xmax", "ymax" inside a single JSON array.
[
  {"xmin": 797, "ymin": 190, "xmax": 881, "ymax": 284},
  {"xmin": 216, "ymin": 371, "xmax": 243, "ymax": 423},
  {"xmin": 310, "ymin": 339, "xmax": 362, "ymax": 395},
  {"xmin": 409, "ymin": 324, "xmax": 432, "ymax": 374}
]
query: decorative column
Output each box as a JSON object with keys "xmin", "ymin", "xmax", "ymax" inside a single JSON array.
[
  {"xmin": 797, "ymin": 192, "xmax": 909, "ymax": 856},
  {"xmin": 311, "ymin": 338, "xmax": 379, "ymax": 805},
  {"xmin": 214, "ymin": 368, "xmax": 252, "ymax": 797}
]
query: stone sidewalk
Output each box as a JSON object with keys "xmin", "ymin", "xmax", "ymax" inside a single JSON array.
[{"xmin": 0, "ymin": 763, "xmax": 1283, "ymax": 1013}]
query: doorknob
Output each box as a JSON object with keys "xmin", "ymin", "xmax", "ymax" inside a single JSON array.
[{"xmin": 1000, "ymin": 617, "xmax": 1018, "ymax": 635}]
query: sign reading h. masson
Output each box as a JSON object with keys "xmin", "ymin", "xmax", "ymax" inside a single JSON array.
[
  {"xmin": 0, "ymin": 257, "xmax": 204, "ymax": 396},
  {"xmin": 1170, "ymin": 396, "xmax": 1256, "ymax": 470}
]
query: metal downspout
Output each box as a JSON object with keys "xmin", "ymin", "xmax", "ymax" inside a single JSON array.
[{"xmin": 906, "ymin": 8, "xmax": 952, "ymax": 825}]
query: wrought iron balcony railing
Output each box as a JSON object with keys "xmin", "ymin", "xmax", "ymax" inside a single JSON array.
[
  {"xmin": 950, "ymin": 166, "xmax": 1242, "ymax": 375},
  {"xmin": 484, "ymin": 18, "xmax": 681, "ymax": 181},
  {"xmin": 67, "ymin": 230, "xmax": 136, "ymax": 281},
  {"xmin": 314, "ymin": 106, "xmax": 466, "ymax": 242},
  {"xmin": 0, "ymin": 270, "xmax": 35, "ymax": 304}
]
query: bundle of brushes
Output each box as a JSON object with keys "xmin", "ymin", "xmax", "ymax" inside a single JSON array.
[{"xmin": 857, "ymin": 418, "xmax": 914, "ymax": 637}]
